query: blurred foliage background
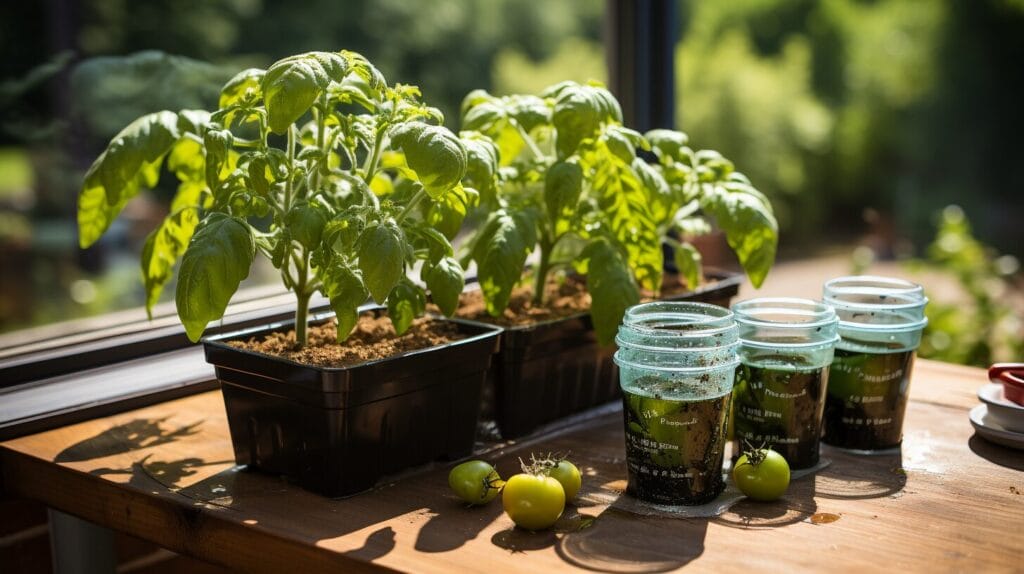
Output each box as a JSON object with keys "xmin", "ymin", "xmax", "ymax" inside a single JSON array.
[{"xmin": 0, "ymin": 0, "xmax": 1021, "ymax": 365}]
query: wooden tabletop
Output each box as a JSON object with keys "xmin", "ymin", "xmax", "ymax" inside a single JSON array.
[{"xmin": 1, "ymin": 359, "xmax": 1021, "ymax": 573}]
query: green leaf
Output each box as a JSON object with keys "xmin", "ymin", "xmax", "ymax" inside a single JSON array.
[
  {"xmin": 544, "ymin": 160, "xmax": 582, "ymax": 221},
  {"xmin": 77, "ymin": 111, "xmax": 180, "ymax": 247},
  {"xmin": 673, "ymin": 242, "xmax": 703, "ymax": 291},
  {"xmin": 632, "ymin": 157, "xmax": 674, "ymax": 226},
  {"xmin": 507, "ymin": 94, "xmax": 551, "ymax": 132},
  {"xmin": 551, "ymin": 83, "xmax": 623, "ymax": 158},
  {"xmin": 219, "ymin": 68, "xmax": 264, "ymax": 108},
  {"xmin": 323, "ymin": 212, "xmax": 365, "ymax": 254},
  {"xmin": 603, "ymin": 125, "xmax": 641, "ymax": 163},
  {"xmin": 389, "ymin": 122, "xmax": 467, "ymax": 199},
  {"xmin": 423, "ymin": 256, "xmax": 464, "ymax": 316},
  {"xmin": 285, "ymin": 202, "xmax": 327, "ymax": 250},
  {"xmin": 203, "ymin": 128, "xmax": 234, "ymax": 190},
  {"xmin": 426, "ymin": 185, "xmax": 478, "ymax": 239},
  {"xmin": 588, "ymin": 142, "xmax": 663, "ymax": 292},
  {"xmin": 472, "ymin": 209, "xmax": 538, "ymax": 316},
  {"xmin": 357, "ymin": 219, "xmax": 405, "ymax": 303},
  {"xmin": 387, "ymin": 278, "xmax": 426, "ymax": 335},
  {"xmin": 168, "ymin": 137, "xmax": 205, "ymax": 183},
  {"xmin": 176, "ymin": 109, "xmax": 211, "ymax": 135},
  {"xmin": 175, "ymin": 214, "xmax": 255, "ymax": 341},
  {"xmin": 701, "ymin": 179, "xmax": 778, "ymax": 288},
  {"xmin": 339, "ymin": 50, "xmax": 386, "ymax": 96},
  {"xmin": 460, "ymin": 92, "xmax": 540, "ymax": 166},
  {"xmin": 141, "ymin": 182, "xmax": 203, "ymax": 317},
  {"xmin": 460, "ymin": 131, "xmax": 500, "ymax": 203},
  {"xmin": 414, "ymin": 226, "xmax": 455, "ymax": 261},
  {"xmin": 461, "ymin": 90, "xmax": 503, "ymax": 132},
  {"xmin": 579, "ymin": 238, "xmax": 639, "ymax": 345},
  {"xmin": 78, "ymin": 177, "xmax": 133, "ymax": 249},
  {"xmin": 262, "ymin": 52, "xmax": 349, "ymax": 134},
  {"xmin": 320, "ymin": 261, "xmax": 369, "ymax": 342},
  {"xmin": 644, "ymin": 129, "xmax": 690, "ymax": 163}
]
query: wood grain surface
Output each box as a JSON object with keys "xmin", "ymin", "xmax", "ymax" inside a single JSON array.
[{"xmin": 1, "ymin": 359, "xmax": 1021, "ymax": 573}]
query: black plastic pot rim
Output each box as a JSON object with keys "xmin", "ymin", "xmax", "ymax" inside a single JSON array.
[
  {"xmin": 459, "ymin": 268, "xmax": 744, "ymax": 333},
  {"xmin": 203, "ymin": 304, "xmax": 503, "ymax": 373}
]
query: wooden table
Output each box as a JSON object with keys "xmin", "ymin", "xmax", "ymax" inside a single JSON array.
[{"xmin": 1, "ymin": 359, "xmax": 1020, "ymax": 573}]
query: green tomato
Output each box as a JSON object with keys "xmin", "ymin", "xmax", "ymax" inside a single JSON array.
[
  {"xmin": 502, "ymin": 473, "xmax": 565, "ymax": 530},
  {"xmin": 448, "ymin": 460, "xmax": 503, "ymax": 505},
  {"xmin": 732, "ymin": 448, "xmax": 790, "ymax": 501},
  {"xmin": 546, "ymin": 460, "xmax": 582, "ymax": 501}
]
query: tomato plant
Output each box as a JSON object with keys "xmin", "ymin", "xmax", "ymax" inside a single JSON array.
[
  {"xmin": 732, "ymin": 446, "xmax": 791, "ymax": 501},
  {"xmin": 502, "ymin": 473, "xmax": 565, "ymax": 531},
  {"xmin": 79, "ymin": 51, "xmax": 488, "ymax": 347},
  {"xmin": 643, "ymin": 130, "xmax": 778, "ymax": 291},
  {"xmin": 459, "ymin": 83, "xmax": 777, "ymax": 344},
  {"xmin": 448, "ymin": 460, "xmax": 503, "ymax": 505}
]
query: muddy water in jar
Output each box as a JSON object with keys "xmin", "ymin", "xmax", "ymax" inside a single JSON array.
[
  {"xmin": 614, "ymin": 302, "xmax": 739, "ymax": 506},
  {"xmin": 732, "ymin": 361, "xmax": 830, "ymax": 469},
  {"xmin": 622, "ymin": 377, "xmax": 731, "ymax": 504},
  {"xmin": 823, "ymin": 347, "xmax": 915, "ymax": 450},
  {"xmin": 730, "ymin": 299, "xmax": 839, "ymax": 470},
  {"xmin": 821, "ymin": 276, "xmax": 928, "ymax": 452}
]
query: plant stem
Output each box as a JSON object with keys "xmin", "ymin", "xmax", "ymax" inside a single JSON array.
[
  {"xmin": 363, "ymin": 130, "xmax": 385, "ymax": 184},
  {"xmin": 513, "ymin": 120, "xmax": 546, "ymax": 161},
  {"xmin": 395, "ymin": 187, "xmax": 426, "ymax": 223},
  {"xmin": 285, "ymin": 125, "xmax": 297, "ymax": 211},
  {"xmin": 294, "ymin": 289, "xmax": 311, "ymax": 348},
  {"xmin": 533, "ymin": 235, "xmax": 553, "ymax": 306},
  {"xmin": 292, "ymin": 247, "xmax": 311, "ymax": 348}
]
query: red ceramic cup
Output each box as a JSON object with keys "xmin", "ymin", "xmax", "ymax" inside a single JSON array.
[{"xmin": 989, "ymin": 363, "xmax": 1024, "ymax": 406}]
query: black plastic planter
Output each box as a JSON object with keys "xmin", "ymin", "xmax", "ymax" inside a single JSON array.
[
  {"xmin": 203, "ymin": 313, "xmax": 502, "ymax": 497},
  {"xmin": 485, "ymin": 270, "xmax": 742, "ymax": 439}
]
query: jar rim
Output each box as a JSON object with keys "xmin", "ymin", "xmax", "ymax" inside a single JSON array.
[
  {"xmin": 621, "ymin": 301, "xmax": 735, "ymax": 334},
  {"xmin": 732, "ymin": 297, "xmax": 838, "ymax": 329}
]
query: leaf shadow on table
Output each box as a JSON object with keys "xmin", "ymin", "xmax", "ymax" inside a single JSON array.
[
  {"xmin": 967, "ymin": 435, "xmax": 1024, "ymax": 471},
  {"xmin": 90, "ymin": 454, "xmax": 236, "ymax": 493},
  {"xmin": 55, "ymin": 417, "xmax": 203, "ymax": 463},
  {"xmin": 555, "ymin": 507, "xmax": 709, "ymax": 573},
  {"xmin": 341, "ymin": 526, "xmax": 397, "ymax": 562},
  {"xmin": 413, "ymin": 496, "xmax": 507, "ymax": 553},
  {"xmin": 160, "ymin": 457, "xmax": 503, "ymax": 559},
  {"xmin": 812, "ymin": 446, "xmax": 907, "ymax": 500}
]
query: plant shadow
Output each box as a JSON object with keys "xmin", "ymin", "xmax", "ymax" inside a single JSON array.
[
  {"xmin": 55, "ymin": 417, "xmax": 203, "ymax": 463},
  {"xmin": 414, "ymin": 497, "xmax": 507, "ymax": 553},
  {"xmin": 90, "ymin": 454, "xmax": 235, "ymax": 492}
]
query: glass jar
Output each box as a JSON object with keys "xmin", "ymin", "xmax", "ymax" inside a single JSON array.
[
  {"xmin": 821, "ymin": 276, "xmax": 928, "ymax": 451},
  {"xmin": 614, "ymin": 302, "xmax": 739, "ymax": 505},
  {"xmin": 731, "ymin": 298, "xmax": 839, "ymax": 469}
]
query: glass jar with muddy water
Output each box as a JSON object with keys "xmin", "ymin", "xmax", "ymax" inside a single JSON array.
[
  {"xmin": 731, "ymin": 298, "xmax": 839, "ymax": 469},
  {"xmin": 821, "ymin": 276, "xmax": 928, "ymax": 452},
  {"xmin": 614, "ymin": 302, "xmax": 739, "ymax": 506}
]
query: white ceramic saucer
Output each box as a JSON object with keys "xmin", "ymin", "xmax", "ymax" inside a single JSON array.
[
  {"xmin": 969, "ymin": 404, "xmax": 1024, "ymax": 450},
  {"xmin": 977, "ymin": 383, "xmax": 1024, "ymax": 433}
]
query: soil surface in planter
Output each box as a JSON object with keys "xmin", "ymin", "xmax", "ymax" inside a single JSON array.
[
  {"xmin": 228, "ymin": 313, "xmax": 464, "ymax": 368},
  {"xmin": 454, "ymin": 273, "xmax": 708, "ymax": 327}
]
